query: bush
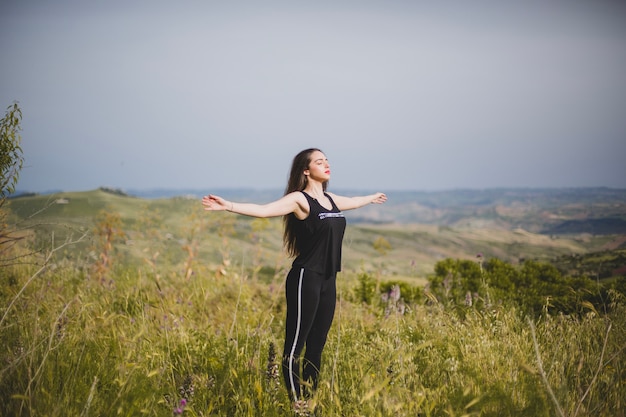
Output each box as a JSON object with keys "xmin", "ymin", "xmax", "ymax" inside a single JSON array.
[{"xmin": 427, "ymin": 257, "xmax": 619, "ymax": 318}]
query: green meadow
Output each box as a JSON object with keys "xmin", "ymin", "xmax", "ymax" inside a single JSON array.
[{"xmin": 1, "ymin": 189, "xmax": 625, "ymax": 416}]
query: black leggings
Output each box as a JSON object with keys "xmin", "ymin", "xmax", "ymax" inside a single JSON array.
[{"xmin": 282, "ymin": 267, "xmax": 337, "ymax": 401}]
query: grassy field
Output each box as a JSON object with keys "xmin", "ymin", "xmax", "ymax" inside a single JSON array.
[{"xmin": 1, "ymin": 189, "xmax": 625, "ymax": 416}]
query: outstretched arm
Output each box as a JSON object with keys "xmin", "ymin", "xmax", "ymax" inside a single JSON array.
[
  {"xmin": 327, "ymin": 192, "xmax": 387, "ymax": 211},
  {"xmin": 202, "ymin": 192, "xmax": 309, "ymax": 219}
]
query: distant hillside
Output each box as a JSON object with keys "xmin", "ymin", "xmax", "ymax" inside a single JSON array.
[
  {"xmin": 542, "ymin": 218, "xmax": 626, "ymax": 235},
  {"xmin": 12, "ymin": 186, "xmax": 626, "ymax": 235},
  {"xmin": 12, "ymin": 187, "xmax": 626, "ymax": 230},
  {"xmin": 7, "ymin": 188, "xmax": 626, "ymax": 279},
  {"xmin": 358, "ymin": 187, "xmax": 626, "ymax": 231}
]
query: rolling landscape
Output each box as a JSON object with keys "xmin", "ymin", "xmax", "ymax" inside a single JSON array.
[
  {"xmin": 2, "ymin": 186, "xmax": 626, "ymax": 416},
  {"xmin": 8, "ymin": 186, "xmax": 626, "ymax": 279}
]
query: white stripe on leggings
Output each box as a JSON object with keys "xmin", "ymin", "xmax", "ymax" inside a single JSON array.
[{"xmin": 288, "ymin": 267, "xmax": 305, "ymax": 400}]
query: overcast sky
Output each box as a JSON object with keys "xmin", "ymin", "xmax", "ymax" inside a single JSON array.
[{"xmin": 2, "ymin": 0, "xmax": 625, "ymax": 193}]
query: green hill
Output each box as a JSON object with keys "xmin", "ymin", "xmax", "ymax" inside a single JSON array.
[{"xmin": 7, "ymin": 188, "xmax": 624, "ymax": 280}]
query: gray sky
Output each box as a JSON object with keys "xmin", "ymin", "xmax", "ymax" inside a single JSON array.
[{"xmin": 2, "ymin": 0, "xmax": 626, "ymax": 193}]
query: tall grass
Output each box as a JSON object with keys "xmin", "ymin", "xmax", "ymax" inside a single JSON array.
[{"xmin": 2, "ymin": 249, "xmax": 624, "ymax": 417}]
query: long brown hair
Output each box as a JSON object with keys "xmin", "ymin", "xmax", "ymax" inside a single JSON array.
[{"xmin": 283, "ymin": 148, "xmax": 328, "ymax": 257}]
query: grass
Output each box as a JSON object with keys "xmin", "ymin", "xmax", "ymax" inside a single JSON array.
[
  {"xmin": 1, "ymin": 252, "xmax": 625, "ymax": 416},
  {"xmin": 2, "ymin": 189, "xmax": 625, "ymax": 416}
]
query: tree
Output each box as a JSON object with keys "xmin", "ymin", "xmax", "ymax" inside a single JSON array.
[
  {"xmin": 431, "ymin": 258, "xmax": 482, "ymax": 305},
  {"xmin": 0, "ymin": 102, "xmax": 23, "ymax": 200},
  {"xmin": 1, "ymin": 102, "xmax": 24, "ymax": 265},
  {"xmin": 483, "ymin": 258, "xmax": 517, "ymax": 302},
  {"xmin": 373, "ymin": 236, "xmax": 392, "ymax": 256}
]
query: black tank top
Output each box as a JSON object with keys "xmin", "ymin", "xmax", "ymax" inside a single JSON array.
[{"xmin": 291, "ymin": 191, "xmax": 347, "ymax": 275}]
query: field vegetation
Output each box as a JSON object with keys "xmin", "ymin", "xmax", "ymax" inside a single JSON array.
[{"xmin": 1, "ymin": 187, "xmax": 625, "ymax": 416}]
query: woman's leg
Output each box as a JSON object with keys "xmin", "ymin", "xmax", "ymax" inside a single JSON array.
[
  {"xmin": 302, "ymin": 274, "xmax": 336, "ymax": 394},
  {"xmin": 282, "ymin": 268, "xmax": 323, "ymax": 400}
]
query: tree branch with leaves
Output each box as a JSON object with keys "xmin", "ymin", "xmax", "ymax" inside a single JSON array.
[{"xmin": 1, "ymin": 102, "xmax": 23, "ymax": 201}]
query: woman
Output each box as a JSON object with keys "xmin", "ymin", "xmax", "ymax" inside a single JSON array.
[{"xmin": 202, "ymin": 148, "xmax": 386, "ymax": 409}]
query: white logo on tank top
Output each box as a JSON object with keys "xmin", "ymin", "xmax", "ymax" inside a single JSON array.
[{"xmin": 318, "ymin": 212, "xmax": 345, "ymax": 220}]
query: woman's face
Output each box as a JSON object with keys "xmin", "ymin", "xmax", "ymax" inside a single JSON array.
[{"xmin": 305, "ymin": 150, "xmax": 330, "ymax": 182}]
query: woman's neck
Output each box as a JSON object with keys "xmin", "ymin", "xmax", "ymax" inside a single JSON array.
[{"xmin": 304, "ymin": 182, "xmax": 325, "ymax": 199}]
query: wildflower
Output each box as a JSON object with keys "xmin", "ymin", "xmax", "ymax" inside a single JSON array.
[
  {"xmin": 384, "ymin": 285, "xmax": 404, "ymax": 317},
  {"xmin": 397, "ymin": 299, "xmax": 406, "ymax": 315},
  {"xmin": 266, "ymin": 342, "xmax": 280, "ymax": 392},
  {"xmin": 173, "ymin": 398, "xmax": 187, "ymax": 415},
  {"xmin": 55, "ymin": 315, "xmax": 68, "ymax": 340},
  {"xmin": 293, "ymin": 399, "xmax": 311, "ymax": 416},
  {"xmin": 389, "ymin": 285, "xmax": 401, "ymax": 303},
  {"xmin": 179, "ymin": 374, "xmax": 195, "ymax": 399},
  {"xmin": 465, "ymin": 291, "xmax": 473, "ymax": 307}
]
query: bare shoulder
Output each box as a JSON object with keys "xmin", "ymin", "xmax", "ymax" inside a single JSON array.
[
  {"xmin": 285, "ymin": 190, "xmax": 309, "ymax": 219},
  {"xmin": 284, "ymin": 190, "xmax": 307, "ymax": 203}
]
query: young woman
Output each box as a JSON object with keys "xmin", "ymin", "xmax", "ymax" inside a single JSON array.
[{"xmin": 202, "ymin": 148, "xmax": 386, "ymax": 409}]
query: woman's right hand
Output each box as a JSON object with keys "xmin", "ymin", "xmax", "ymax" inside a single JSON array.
[{"xmin": 202, "ymin": 194, "xmax": 230, "ymax": 211}]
